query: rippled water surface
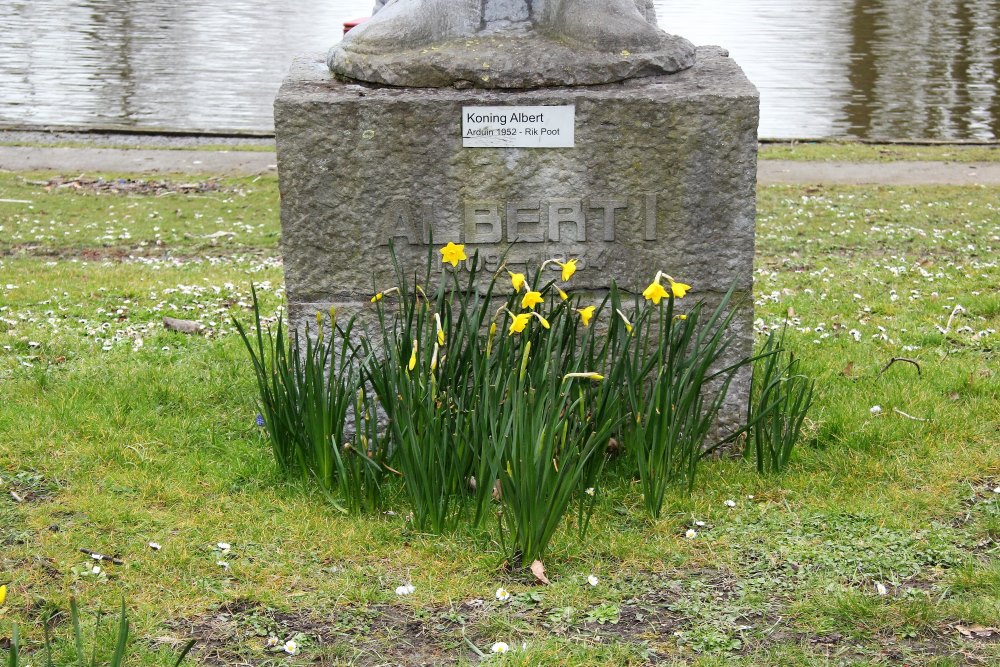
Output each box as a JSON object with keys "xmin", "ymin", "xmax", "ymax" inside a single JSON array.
[{"xmin": 2, "ymin": 0, "xmax": 998, "ymax": 139}]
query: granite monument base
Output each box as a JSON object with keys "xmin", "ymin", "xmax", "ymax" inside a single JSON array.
[{"xmin": 275, "ymin": 45, "xmax": 758, "ymax": 438}]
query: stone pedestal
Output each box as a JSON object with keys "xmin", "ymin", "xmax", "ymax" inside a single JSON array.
[{"xmin": 275, "ymin": 45, "xmax": 758, "ymax": 435}]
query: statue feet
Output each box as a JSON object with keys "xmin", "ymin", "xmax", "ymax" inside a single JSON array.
[
  {"xmin": 343, "ymin": 0, "xmax": 481, "ymax": 54},
  {"xmin": 329, "ymin": 0, "xmax": 697, "ymax": 88},
  {"xmin": 547, "ymin": 0, "xmax": 674, "ymax": 52}
]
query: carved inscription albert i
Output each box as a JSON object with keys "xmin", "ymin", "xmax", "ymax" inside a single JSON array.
[{"xmin": 384, "ymin": 193, "xmax": 665, "ymax": 274}]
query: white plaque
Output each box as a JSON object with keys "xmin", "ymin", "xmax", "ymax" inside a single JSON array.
[{"xmin": 462, "ymin": 105, "xmax": 575, "ymax": 148}]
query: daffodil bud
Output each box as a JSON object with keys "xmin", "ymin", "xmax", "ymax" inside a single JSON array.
[{"xmin": 519, "ymin": 341, "xmax": 531, "ymax": 379}]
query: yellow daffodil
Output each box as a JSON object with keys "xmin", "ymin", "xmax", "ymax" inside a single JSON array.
[
  {"xmin": 616, "ymin": 309, "xmax": 634, "ymax": 334},
  {"xmin": 508, "ymin": 270, "xmax": 526, "ymax": 292},
  {"xmin": 316, "ymin": 311, "xmax": 323, "ymax": 326},
  {"xmin": 534, "ymin": 312, "xmax": 550, "ymax": 329},
  {"xmin": 521, "ymin": 290, "xmax": 544, "ymax": 310},
  {"xmin": 430, "ymin": 341, "xmax": 439, "ymax": 371},
  {"xmin": 563, "ymin": 372, "xmax": 604, "ymax": 381},
  {"xmin": 330, "ymin": 306, "xmax": 336, "ymax": 324},
  {"xmin": 667, "ymin": 276, "xmax": 691, "ymax": 298},
  {"xmin": 643, "ymin": 279, "xmax": 669, "ymax": 305},
  {"xmin": 557, "ymin": 287, "xmax": 569, "ymax": 301},
  {"xmin": 407, "ymin": 339, "xmax": 417, "ymax": 371},
  {"xmin": 558, "ymin": 258, "xmax": 578, "ymax": 282},
  {"xmin": 0, "ymin": 583, "xmax": 6, "ymax": 606},
  {"xmin": 508, "ymin": 313, "xmax": 531, "ymax": 335},
  {"xmin": 440, "ymin": 242, "xmax": 467, "ymax": 267},
  {"xmin": 577, "ymin": 306, "xmax": 595, "ymax": 327}
]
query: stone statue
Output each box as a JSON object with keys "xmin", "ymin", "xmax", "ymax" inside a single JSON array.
[{"xmin": 330, "ymin": 0, "xmax": 696, "ymax": 89}]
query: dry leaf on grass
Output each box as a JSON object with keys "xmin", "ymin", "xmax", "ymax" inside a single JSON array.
[
  {"xmin": 530, "ymin": 560, "xmax": 550, "ymax": 585},
  {"xmin": 956, "ymin": 624, "xmax": 997, "ymax": 638}
]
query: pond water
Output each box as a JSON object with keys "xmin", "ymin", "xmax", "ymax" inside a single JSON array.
[{"xmin": 1, "ymin": 0, "xmax": 998, "ymax": 140}]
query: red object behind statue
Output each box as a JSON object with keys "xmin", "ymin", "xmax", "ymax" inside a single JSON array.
[{"xmin": 343, "ymin": 17, "xmax": 370, "ymax": 35}]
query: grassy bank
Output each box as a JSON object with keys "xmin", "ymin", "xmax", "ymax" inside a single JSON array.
[
  {"xmin": 759, "ymin": 142, "xmax": 1000, "ymax": 163},
  {"xmin": 1, "ymin": 172, "xmax": 998, "ymax": 666}
]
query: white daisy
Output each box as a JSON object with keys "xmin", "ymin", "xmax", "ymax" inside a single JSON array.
[
  {"xmin": 685, "ymin": 529, "xmax": 697, "ymax": 539},
  {"xmin": 495, "ymin": 587, "xmax": 511, "ymax": 602},
  {"xmin": 587, "ymin": 575, "xmax": 599, "ymax": 587},
  {"xmin": 490, "ymin": 642, "xmax": 510, "ymax": 654},
  {"xmin": 283, "ymin": 640, "xmax": 299, "ymax": 655}
]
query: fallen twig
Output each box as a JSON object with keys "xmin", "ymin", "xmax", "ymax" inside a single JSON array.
[
  {"xmin": 893, "ymin": 408, "xmax": 930, "ymax": 422},
  {"xmin": 878, "ymin": 357, "xmax": 921, "ymax": 377},
  {"xmin": 936, "ymin": 304, "xmax": 966, "ymax": 335}
]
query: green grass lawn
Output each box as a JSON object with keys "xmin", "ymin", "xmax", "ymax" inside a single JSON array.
[
  {"xmin": 1, "ymin": 171, "xmax": 998, "ymax": 666},
  {"xmin": 759, "ymin": 142, "xmax": 1000, "ymax": 163}
]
